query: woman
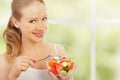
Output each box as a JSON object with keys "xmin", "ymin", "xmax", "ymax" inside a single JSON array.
[{"xmin": 0, "ymin": 0, "xmax": 74, "ymax": 80}]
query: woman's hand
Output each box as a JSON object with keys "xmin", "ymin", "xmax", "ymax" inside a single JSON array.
[
  {"xmin": 48, "ymin": 64, "xmax": 76, "ymax": 80},
  {"xmin": 8, "ymin": 56, "xmax": 36, "ymax": 79},
  {"xmin": 49, "ymin": 72, "xmax": 73, "ymax": 80}
]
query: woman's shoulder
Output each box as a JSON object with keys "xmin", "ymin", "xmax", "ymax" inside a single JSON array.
[
  {"xmin": 0, "ymin": 53, "xmax": 5, "ymax": 63},
  {"xmin": 0, "ymin": 53, "xmax": 11, "ymax": 79},
  {"xmin": 51, "ymin": 43, "xmax": 66, "ymax": 56},
  {"xmin": 0, "ymin": 53, "xmax": 11, "ymax": 70}
]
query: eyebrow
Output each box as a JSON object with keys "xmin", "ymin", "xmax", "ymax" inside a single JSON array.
[{"xmin": 27, "ymin": 15, "xmax": 47, "ymax": 20}]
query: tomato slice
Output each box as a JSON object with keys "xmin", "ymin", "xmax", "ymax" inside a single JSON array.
[{"xmin": 56, "ymin": 63, "xmax": 63, "ymax": 73}]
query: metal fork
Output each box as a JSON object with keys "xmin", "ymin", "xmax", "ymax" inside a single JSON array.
[
  {"xmin": 35, "ymin": 55, "xmax": 51, "ymax": 62},
  {"xmin": 36, "ymin": 54, "xmax": 60, "ymax": 62},
  {"xmin": 36, "ymin": 54, "xmax": 74, "ymax": 62}
]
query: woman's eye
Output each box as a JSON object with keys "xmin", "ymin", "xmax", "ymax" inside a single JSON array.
[
  {"xmin": 29, "ymin": 20, "xmax": 36, "ymax": 23},
  {"xmin": 42, "ymin": 17, "xmax": 48, "ymax": 21}
]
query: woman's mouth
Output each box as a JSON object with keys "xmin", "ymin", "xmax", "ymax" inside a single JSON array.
[{"xmin": 33, "ymin": 32, "xmax": 44, "ymax": 38}]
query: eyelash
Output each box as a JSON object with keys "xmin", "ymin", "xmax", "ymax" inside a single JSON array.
[
  {"xmin": 42, "ymin": 17, "xmax": 48, "ymax": 21},
  {"xmin": 29, "ymin": 17, "xmax": 48, "ymax": 23},
  {"xmin": 29, "ymin": 20, "xmax": 36, "ymax": 23}
]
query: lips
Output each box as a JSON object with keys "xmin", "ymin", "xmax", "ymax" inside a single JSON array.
[{"xmin": 33, "ymin": 32, "xmax": 45, "ymax": 38}]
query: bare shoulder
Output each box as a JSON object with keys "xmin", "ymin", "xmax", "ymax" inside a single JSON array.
[
  {"xmin": 0, "ymin": 53, "xmax": 6, "ymax": 66},
  {"xmin": 0, "ymin": 53, "xmax": 11, "ymax": 79},
  {"xmin": 0, "ymin": 53, "xmax": 11, "ymax": 69},
  {"xmin": 55, "ymin": 44, "xmax": 66, "ymax": 56}
]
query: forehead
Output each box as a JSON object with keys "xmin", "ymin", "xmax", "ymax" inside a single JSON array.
[{"xmin": 21, "ymin": 1, "xmax": 46, "ymax": 19}]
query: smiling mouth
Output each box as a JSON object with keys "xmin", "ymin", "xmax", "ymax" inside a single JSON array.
[{"xmin": 33, "ymin": 32, "xmax": 44, "ymax": 38}]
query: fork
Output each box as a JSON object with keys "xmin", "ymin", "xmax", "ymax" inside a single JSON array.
[{"xmin": 36, "ymin": 54, "xmax": 61, "ymax": 62}]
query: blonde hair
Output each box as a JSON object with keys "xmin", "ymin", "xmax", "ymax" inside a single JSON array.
[{"xmin": 3, "ymin": 0, "xmax": 45, "ymax": 62}]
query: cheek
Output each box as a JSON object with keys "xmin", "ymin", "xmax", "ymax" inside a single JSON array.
[
  {"xmin": 45, "ymin": 25, "xmax": 48, "ymax": 32},
  {"xmin": 19, "ymin": 24, "xmax": 30, "ymax": 33},
  {"xmin": 44, "ymin": 22, "xmax": 48, "ymax": 30},
  {"xmin": 45, "ymin": 25, "xmax": 48, "ymax": 30}
]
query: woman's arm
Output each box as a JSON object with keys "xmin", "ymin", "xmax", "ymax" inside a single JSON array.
[{"xmin": 0, "ymin": 54, "xmax": 36, "ymax": 80}]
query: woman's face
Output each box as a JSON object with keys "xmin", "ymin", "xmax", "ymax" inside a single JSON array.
[{"xmin": 17, "ymin": 1, "xmax": 48, "ymax": 42}]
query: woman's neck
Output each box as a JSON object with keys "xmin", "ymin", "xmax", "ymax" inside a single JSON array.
[{"xmin": 20, "ymin": 39, "xmax": 47, "ymax": 56}]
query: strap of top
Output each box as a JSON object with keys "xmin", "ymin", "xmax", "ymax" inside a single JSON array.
[{"xmin": 54, "ymin": 44, "xmax": 58, "ymax": 54}]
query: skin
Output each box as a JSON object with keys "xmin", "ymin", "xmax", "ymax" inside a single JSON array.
[{"xmin": 0, "ymin": 1, "xmax": 74, "ymax": 80}]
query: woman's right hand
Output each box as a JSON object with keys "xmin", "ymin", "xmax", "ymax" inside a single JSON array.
[{"xmin": 8, "ymin": 56, "xmax": 36, "ymax": 79}]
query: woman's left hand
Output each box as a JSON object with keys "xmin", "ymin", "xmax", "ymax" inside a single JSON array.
[
  {"xmin": 48, "ymin": 64, "xmax": 76, "ymax": 80},
  {"xmin": 49, "ymin": 72, "xmax": 72, "ymax": 80}
]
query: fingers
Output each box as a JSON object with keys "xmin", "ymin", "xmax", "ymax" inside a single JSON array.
[
  {"xmin": 16, "ymin": 56, "xmax": 36, "ymax": 67},
  {"xmin": 48, "ymin": 71, "xmax": 60, "ymax": 80},
  {"xmin": 20, "ymin": 63, "xmax": 29, "ymax": 71},
  {"xmin": 18, "ymin": 56, "xmax": 37, "ymax": 61},
  {"xmin": 18, "ymin": 56, "xmax": 37, "ymax": 62},
  {"xmin": 56, "ymin": 64, "xmax": 76, "ymax": 80},
  {"xmin": 9, "ymin": 56, "xmax": 37, "ymax": 78},
  {"xmin": 15, "ymin": 56, "xmax": 37, "ymax": 72},
  {"xmin": 68, "ymin": 63, "xmax": 76, "ymax": 76},
  {"xmin": 49, "ymin": 71, "xmax": 71, "ymax": 80},
  {"xmin": 58, "ymin": 74, "xmax": 71, "ymax": 80}
]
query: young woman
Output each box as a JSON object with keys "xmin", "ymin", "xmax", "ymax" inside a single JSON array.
[{"xmin": 0, "ymin": 0, "xmax": 74, "ymax": 80}]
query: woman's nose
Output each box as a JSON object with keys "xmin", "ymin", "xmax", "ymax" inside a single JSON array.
[{"xmin": 36, "ymin": 21, "xmax": 43, "ymax": 30}]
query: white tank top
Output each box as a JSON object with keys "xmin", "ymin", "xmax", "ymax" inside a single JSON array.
[
  {"xmin": 17, "ymin": 44, "xmax": 58, "ymax": 80},
  {"xmin": 17, "ymin": 68, "xmax": 53, "ymax": 80}
]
